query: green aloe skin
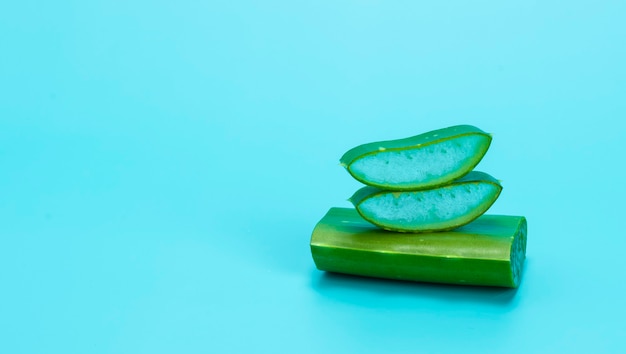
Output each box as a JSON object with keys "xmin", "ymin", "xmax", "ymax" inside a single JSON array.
[
  {"xmin": 340, "ymin": 125, "xmax": 492, "ymax": 190},
  {"xmin": 310, "ymin": 208, "xmax": 527, "ymax": 288},
  {"xmin": 350, "ymin": 171, "xmax": 502, "ymax": 233}
]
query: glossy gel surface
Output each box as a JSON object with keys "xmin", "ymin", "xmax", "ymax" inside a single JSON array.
[
  {"xmin": 340, "ymin": 125, "xmax": 491, "ymax": 190},
  {"xmin": 350, "ymin": 171, "xmax": 502, "ymax": 232}
]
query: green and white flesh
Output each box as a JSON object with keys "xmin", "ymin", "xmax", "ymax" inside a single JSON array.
[
  {"xmin": 340, "ymin": 125, "xmax": 492, "ymax": 190},
  {"xmin": 350, "ymin": 171, "xmax": 502, "ymax": 232}
]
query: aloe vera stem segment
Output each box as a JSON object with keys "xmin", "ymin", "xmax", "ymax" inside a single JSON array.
[{"xmin": 310, "ymin": 208, "xmax": 527, "ymax": 288}]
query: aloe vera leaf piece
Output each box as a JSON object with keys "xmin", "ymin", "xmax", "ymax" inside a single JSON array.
[
  {"xmin": 340, "ymin": 125, "xmax": 492, "ymax": 190},
  {"xmin": 349, "ymin": 171, "xmax": 502, "ymax": 232},
  {"xmin": 310, "ymin": 208, "xmax": 527, "ymax": 288}
]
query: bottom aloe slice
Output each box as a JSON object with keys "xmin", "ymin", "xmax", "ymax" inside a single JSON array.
[
  {"xmin": 310, "ymin": 208, "xmax": 527, "ymax": 288},
  {"xmin": 350, "ymin": 171, "xmax": 502, "ymax": 232}
]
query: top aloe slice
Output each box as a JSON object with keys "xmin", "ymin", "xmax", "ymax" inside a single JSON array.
[{"xmin": 340, "ymin": 125, "xmax": 492, "ymax": 190}]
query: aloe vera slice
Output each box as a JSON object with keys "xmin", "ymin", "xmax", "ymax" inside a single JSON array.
[
  {"xmin": 340, "ymin": 125, "xmax": 492, "ymax": 190},
  {"xmin": 350, "ymin": 171, "xmax": 502, "ymax": 232},
  {"xmin": 310, "ymin": 208, "xmax": 527, "ymax": 288}
]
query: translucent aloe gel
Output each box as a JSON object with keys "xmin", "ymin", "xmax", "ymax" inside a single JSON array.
[
  {"xmin": 340, "ymin": 125, "xmax": 492, "ymax": 190},
  {"xmin": 350, "ymin": 171, "xmax": 502, "ymax": 232}
]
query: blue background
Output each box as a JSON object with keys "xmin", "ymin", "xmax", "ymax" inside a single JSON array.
[{"xmin": 2, "ymin": 1, "xmax": 625, "ymax": 352}]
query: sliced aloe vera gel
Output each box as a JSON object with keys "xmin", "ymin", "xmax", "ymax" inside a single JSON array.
[
  {"xmin": 340, "ymin": 125, "xmax": 492, "ymax": 190},
  {"xmin": 350, "ymin": 171, "xmax": 502, "ymax": 232},
  {"xmin": 311, "ymin": 208, "xmax": 527, "ymax": 288}
]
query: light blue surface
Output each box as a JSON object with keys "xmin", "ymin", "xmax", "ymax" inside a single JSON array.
[{"xmin": 1, "ymin": 1, "xmax": 625, "ymax": 353}]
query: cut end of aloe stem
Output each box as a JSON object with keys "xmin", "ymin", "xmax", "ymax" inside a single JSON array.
[
  {"xmin": 310, "ymin": 208, "xmax": 528, "ymax": 288},
  {"xmin": 510, "ymin": 217, "xmax": 528, "ymax": 287},
  {"xmin": 350, "ymin": 171, "xmax": 502, "ymax": 232},
  {"xmin": 339, "ymin": 125, "xmax": 492, "ymax": 190}
]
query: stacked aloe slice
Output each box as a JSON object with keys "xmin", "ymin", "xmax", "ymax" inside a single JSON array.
[
  {"xmin": 310, "ymin": 125, "xmax": 528, "ymax": 288},
  {"xmin": 342, "ymin": 125, "xmax": 501, "ymax": 232}
]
